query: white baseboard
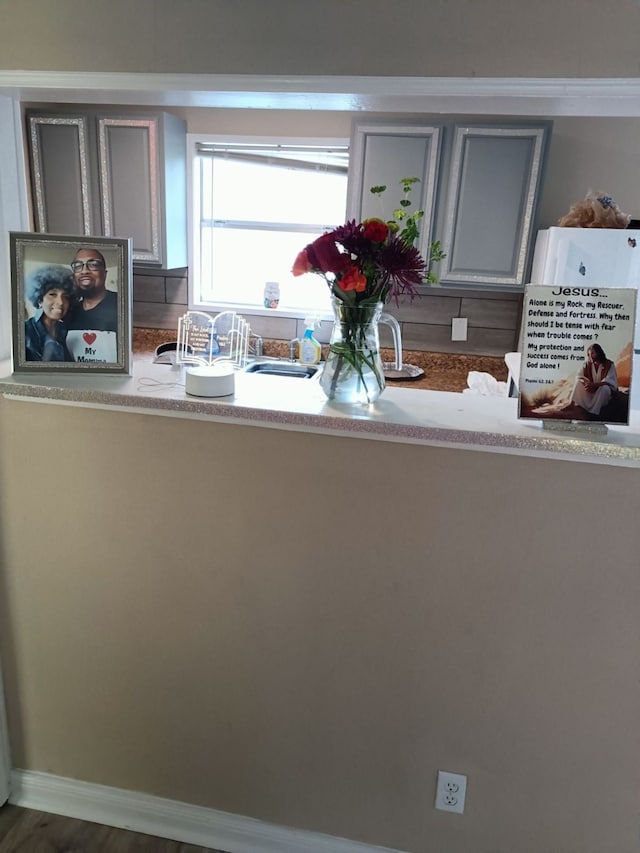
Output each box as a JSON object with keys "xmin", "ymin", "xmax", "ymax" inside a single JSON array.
[{"xmin": 9, "ymin": 770, "xmax": 406, "ymax": 853}]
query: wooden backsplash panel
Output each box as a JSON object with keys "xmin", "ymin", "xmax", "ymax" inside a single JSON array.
[
  {"xmin": 402, "ymin": 323, "xmax": 517, "ymax": 356},
  {"xmin": 133, "ymin": 301, "xmax": 186, "ymax": 329},
  {"xmin": 460, "ymin": 296, "xmax": 521, "ymax": 330},
  {"xmin": 165, "ymin": 274, "xmax": 188, "ymax": 304},
  {"xmin": 133, "ymin": 275, "xmax": 166, "ymax": 303},
  {"xmin": 244, "ymin": 313, "xmax": 298, "ymax": 341},
  {"xmin": 386, "ymin": 293, "xmax": 461, "ymax": 324}
]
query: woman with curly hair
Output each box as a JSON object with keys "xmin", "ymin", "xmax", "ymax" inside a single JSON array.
[{"xmin": 24, "ymin": 264, "xmax": 77, "ymax": 362}]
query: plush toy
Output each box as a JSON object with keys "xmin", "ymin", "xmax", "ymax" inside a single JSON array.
[{"xmin": 557, "ymin": 191, "xmax": 630, "ymax": 228}]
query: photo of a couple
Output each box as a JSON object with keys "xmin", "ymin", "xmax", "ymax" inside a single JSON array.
[
  {"xmin": 11, "ymin": 233, "xmax": 131, "ymax": 374},
  {"xmin": 25, "ymin": 247, "xmax": 117, "ymax": 363}
]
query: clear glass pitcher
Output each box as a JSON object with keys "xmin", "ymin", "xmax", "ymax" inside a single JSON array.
[{"xmin": 320, "ymin": 300, "xmax": 402, "ymax": 404}]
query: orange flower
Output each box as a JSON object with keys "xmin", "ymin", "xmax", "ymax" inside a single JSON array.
[
  {"xmin": 340, "ymin": 265, "xmax": 367, "ymax": 292},
  {"xmin": 362, "ymin": 218, "xmax": 389, "ymax": 242}
]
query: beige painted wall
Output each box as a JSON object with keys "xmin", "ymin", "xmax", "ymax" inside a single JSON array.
[
  {"xmin": 1, "ymin": 0, "xmax": 640, "ymax": 77},
  {"xmin": 0, "ymin": 398, "xmax": 639, "ymax": 853}
]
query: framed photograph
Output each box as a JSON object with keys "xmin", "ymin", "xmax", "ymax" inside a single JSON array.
[{"xmin": 10, "ymin": 232, "xmax": 132, "ymax": 374}]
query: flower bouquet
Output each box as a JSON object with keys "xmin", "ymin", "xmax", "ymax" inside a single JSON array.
[{"xmin": 292, "ymin": 179, "xmax": 443, "ymax": 403}]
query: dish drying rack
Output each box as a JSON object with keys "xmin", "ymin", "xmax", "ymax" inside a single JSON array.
[{"xmin": 176, "ymin": 311, "xmax": 251, "ymax": 369}]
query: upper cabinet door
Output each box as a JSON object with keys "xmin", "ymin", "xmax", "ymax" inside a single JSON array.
[
  {"xmin": 94, "ymin": 113, "xmax": 187, "ymax": 268},
  {"xmin": 347, "ymin": 123, "xmax": 442, "ymax": 262},
  {"xmin": 97, "ymin": 117, "xmax": 161, "ymax": 265},
  {"xmin": 25, "ymin": 109, "xmax": 187, "ymax": 269},
  {"xmin": 438, "ymin": 124, "xmax": 551, "ymax": 287},
  {"xmin": 27, "ymin": 115, "xmax": 94, "ymax": 236}
]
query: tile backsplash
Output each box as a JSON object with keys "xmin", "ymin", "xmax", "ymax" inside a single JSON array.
[{"xmin": 133, "ymin": 268, "xmax": 522, "ymax": 357}]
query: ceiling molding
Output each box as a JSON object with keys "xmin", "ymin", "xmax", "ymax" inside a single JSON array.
[{"xmin": 2, "ymin": 72, "xmax": 640, "ymax": 116}]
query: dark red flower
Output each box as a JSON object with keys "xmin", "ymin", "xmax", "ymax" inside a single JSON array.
[
  {"xmin": 306, "ymin": 233, "xmax": 350, "ymax": 274},
  {"xmin": 378, "ymin": 236, "xmax": 426, "ymax": 301},
  {"xmin": 332, "ymin": 220, "xmax": 372, "ymax": 259}
]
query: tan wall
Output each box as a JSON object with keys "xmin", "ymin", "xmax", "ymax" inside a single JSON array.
[
  {"xmin": 1, "ymin": 0, "xmax": 640, "ymax": 77},
  {"xmin": 1, "ymin": 398, "xmax": 639, "ymax": 853}
]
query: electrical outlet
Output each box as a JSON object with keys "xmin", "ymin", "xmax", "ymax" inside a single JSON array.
[
  {"xmin": 451, "ymin": 317, "xmax": 468, "ymax": 341},
  {"xmin": 435, "ymin": 770, "xmax": 467, "ymax": 814}
]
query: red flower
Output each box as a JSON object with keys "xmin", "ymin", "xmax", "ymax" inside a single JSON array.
[
  {"xmin": 362, "ymin": 218, "xmax": 389, "ymax": 242},
  {"xmin": 292, "ymin": 248, "xmax": 312, "ymax": 276},
  {"xmin": 339, "ymin": 265, "xmax": 367, "ymax": 293},
  {"xmin": 306, "ymin": 233, "xmax": 350, "ymax": 274}
]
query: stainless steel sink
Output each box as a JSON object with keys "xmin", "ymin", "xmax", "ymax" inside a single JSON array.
[{"xmin": 244, "ymin": 359, "xmax": 322, "ymax": 379}]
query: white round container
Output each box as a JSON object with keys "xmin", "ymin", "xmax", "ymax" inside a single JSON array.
[{"xmin": 185, "ymin": 364, "xmax": 235, "ymax": 398}]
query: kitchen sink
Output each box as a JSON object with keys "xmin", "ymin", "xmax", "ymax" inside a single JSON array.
[{"xmin": 244, "ymin": 360, "xmax": 322, "ymax": 379}]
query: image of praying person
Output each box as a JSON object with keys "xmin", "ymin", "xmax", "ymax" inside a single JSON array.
[
  {"xmin": 65, "ymin": 248, "xmax": 118, "ymax": 363},
  {"xmin": 571, "ymin": 343, "xmax": 618, "ymax": 416},
  {"xmin": 24, "ymin": 265, "xmax": 76, "ymax": 362}
]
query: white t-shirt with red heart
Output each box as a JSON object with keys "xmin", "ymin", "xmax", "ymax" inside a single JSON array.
[
  {"xmin": 66, "ymin": 329, "xmax": 118, "ymax": 363},
  {"xmin": 65, "ymin": 290, "xmax": 118, "ymax": 364}
]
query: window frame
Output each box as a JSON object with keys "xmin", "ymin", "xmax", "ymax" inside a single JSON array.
[{"xmin": 187, "ymin": 133, "xmax": 349, "ymax": 320}]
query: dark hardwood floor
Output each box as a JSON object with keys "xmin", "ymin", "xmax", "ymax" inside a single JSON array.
[{"xmin": 0, "ymin": 804, "xmax": 229, "ymax": 852}]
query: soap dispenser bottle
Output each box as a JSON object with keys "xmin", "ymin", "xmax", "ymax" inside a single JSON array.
[{"xmin": 299, "ymin": 317, "xmax": 322, "ymax": 365}]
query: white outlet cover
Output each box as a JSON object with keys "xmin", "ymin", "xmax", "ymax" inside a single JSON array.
[
  {"xmin": 451, "ymin": 317, "xmax": 468, "ymax": 341},
  {"xmin": 435, "ymin": 770, "xmax": 467, "ymax": 814}
]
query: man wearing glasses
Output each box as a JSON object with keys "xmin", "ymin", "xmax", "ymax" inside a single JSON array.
[{"xmin": 65, "ymin": 247, "xmax": 118, "ymax": 363}]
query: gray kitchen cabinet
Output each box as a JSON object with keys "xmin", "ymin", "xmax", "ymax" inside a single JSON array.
[
  {"xmin": 26, "ymin": 109, "xmax": 187, "ymax": 268},
  {"xmin": 438, "ymin": 123, "xmax": 551, "ymax": 288},
  {"xmin": 347, "ymin": 123, "xmax": 443, "ymax": 263},
  {"xmin": 27, "ymin": 114, "xmax": 93, "ymax": 238},
  {"xmin": 348, "ymin": 119, "xmax": 551, "ymax": 290}
]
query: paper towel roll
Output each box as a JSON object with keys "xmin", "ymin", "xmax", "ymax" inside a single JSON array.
[{"xmin": 185, "ymin": 364, "xmax": 235, "ymax": 397}]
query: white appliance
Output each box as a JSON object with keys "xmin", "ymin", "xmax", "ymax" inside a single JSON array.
[
  {"xmin": 530, "ymin": 226, "xmax": 640, "ymax": 342},
  {"xmin": 529, "ymin": 226, "xmax": 640, "ymax": 409}
]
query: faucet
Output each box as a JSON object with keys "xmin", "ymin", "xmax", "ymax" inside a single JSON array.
[
  {"xmin": 249, "ymin": 334, "xmax": 263, "ymax": 357},
  {"xmin": 288, "ymin": 337, "xmax": 300, "ymax": 361}
]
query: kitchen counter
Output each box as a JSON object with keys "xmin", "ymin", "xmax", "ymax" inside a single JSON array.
[
  {"xmin": 1, "ymin": 352, "xmax": 640, "ymax": 468},
  {"xmin": 132, "ymin": 328, "xmax": 509, "ymax": 393}
]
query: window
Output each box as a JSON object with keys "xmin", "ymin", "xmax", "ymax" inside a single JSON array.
[{"xmin": 190, "ymin": 137, "xmax": 349, "ymax": 316}]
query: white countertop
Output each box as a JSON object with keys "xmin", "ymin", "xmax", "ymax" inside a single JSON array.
[{"xmin": 2, "ymin": 357, "xmax": 640, "ymax": 467}]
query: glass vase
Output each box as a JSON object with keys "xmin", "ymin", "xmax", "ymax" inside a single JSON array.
[{"xmin": 320, "ymin": 299, "xmax": 385, "ymax": 404}]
